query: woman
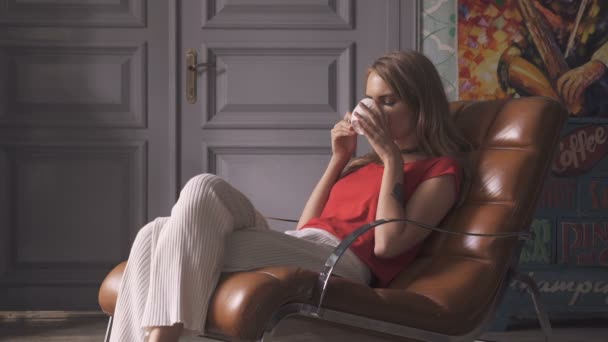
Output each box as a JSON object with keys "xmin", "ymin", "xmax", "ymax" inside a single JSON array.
[{"xmin": 110, "ymin": 50, "xmax": 471, "ymax": 342}]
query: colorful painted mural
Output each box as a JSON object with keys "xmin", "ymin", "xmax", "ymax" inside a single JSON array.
[
  {"xmin": 422, "ymin": 0, "xmax": 458, "ymax": 100},
  {"xmin": 423, "ymin": 0, "xmax": 608, "ymax": 328},
  {"xmin": 457, "ymin": 0, "xmax": 608, "ymax": 118}
]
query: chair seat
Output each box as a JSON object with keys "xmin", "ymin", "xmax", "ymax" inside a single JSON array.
[
  {"xmin": 208, "ymin": 256, "xmax": 505, "ymax": 340},
  {"xmin": 100, "ymin": 256, "xmax": 505, "ymax": 341}
]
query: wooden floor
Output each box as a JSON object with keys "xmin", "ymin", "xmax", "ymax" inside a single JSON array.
[{"xmin": 1, "ymin": 312, "xmax": 607, "ymax": 341}]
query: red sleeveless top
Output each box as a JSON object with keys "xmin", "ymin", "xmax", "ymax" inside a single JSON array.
[{"xmin": 300, "ymin": 156, "xmax": 462, "ymax": 287}]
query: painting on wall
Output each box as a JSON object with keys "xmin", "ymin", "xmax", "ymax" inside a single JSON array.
[
  {"xmin": 422, "ymin": 0, "xmax": 458, "ymax": 100},
  {"xmin": 457, "ymin": 0, "xmax": 608, "ymax": 118},
  {"xmin": 451, "ymin": 0, "xmax": 608, "ymax": 325}
]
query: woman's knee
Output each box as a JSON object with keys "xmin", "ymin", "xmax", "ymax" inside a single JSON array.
[
  {"xmin": 177, "ymin": 173, "xmax": 256, "ymax": 227},
  {"xmin": 181, "ymin": 173, "xmax": 226, "ymax": 195},
  {"xmin": 183, "ymin": 173, "xmax": 221, "ymax": 190},
  {"xmin": 176, "ymin": 173, "xmax": 229, "ymax": 211}
]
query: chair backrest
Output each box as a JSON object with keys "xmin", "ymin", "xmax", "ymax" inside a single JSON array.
[{"xmin": 389, "ymin": 97, "xmax": 566, "ymax": 287}]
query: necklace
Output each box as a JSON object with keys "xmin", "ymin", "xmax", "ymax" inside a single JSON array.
[{"xmin": 399, "ymin": 147, "xmax": 420, "ymax": 154}]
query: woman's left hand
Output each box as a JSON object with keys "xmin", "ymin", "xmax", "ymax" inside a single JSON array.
[{"xmin": 354, "ymin": 102, "xmax": 402, "ymax": 163}]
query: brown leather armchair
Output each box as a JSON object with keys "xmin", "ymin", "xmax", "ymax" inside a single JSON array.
[{"xmin": 99, "ymin": 97, "xmax": 567, "ymax": 341}]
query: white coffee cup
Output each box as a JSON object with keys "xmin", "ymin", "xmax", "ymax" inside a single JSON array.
[{"xmin": 350, "ymin": 98, "xmax": 380, "ymax": 135}]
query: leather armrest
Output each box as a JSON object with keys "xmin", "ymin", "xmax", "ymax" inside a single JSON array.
[{"xmin": 98, "ymin": 261, "xmax": 127, "ymax": 316}]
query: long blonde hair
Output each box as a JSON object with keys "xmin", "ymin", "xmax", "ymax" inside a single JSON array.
[{"xmin": 340, "ymin": 50, "xmax": 472, "ymax": 206}]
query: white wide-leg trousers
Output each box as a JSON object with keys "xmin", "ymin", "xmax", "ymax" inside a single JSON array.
[{"xmin": 110, "ymin": 173, "xmax": 369, "ymax": 341}]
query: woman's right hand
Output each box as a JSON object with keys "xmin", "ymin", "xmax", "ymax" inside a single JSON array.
[{"xmin": 331, "ymin": 112, "xmax": 357, "ymax": 161}]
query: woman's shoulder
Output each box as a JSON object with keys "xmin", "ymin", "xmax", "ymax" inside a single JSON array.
[
  {"xmin": 414, "ymin": 155, "xmax": 461, "ymax": 169},
  {"xmin": 430, "ymin": 155, "xmax": 461, "ymax": 167},
  {"xmin": 413, "ymin": 155, "xmax": 464, "ymax": 195},
  {"xmin": 414, "ymin": 155, "xmax": 463, "ymax": 179}
]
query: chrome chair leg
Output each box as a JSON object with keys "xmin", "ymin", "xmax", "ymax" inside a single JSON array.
[
  {"xmin": 104, "ymin": 316, "xmax": 113, "ymax": 342},
  {"xmin": 513, "ymin": 272, "xmax": 552, "ymax": 342}
]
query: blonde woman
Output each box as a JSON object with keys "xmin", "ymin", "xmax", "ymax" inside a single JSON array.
[{"xmin": 110, "ymin": 50, "xmax": 470, "ymax": 342}]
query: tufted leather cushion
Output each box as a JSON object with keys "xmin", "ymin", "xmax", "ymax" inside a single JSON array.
[{"xmin": 98, "ymin": 261, "xmax": 126, "ymax": 316}]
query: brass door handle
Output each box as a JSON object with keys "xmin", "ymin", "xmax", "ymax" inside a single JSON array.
[
  {"xmin": 188, "ymin": 62, "xmax": 214, "ymax": 71},
  {"xmin": 186, "ymin": 49, "xmax": 215, "ymax": 104}
]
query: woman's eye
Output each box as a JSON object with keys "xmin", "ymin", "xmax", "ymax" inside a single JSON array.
[{"xmin": 383, "ymin": 100, "xmax": 396, "ymax": 106}]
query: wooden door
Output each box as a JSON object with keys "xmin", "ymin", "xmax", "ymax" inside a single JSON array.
[{"xmin": 177, "ymin": 0, "xmax": 419, "ymax": 231}]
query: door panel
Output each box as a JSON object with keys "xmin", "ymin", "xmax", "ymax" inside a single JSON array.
[
  {"xmin": 197, "ymin": 41, "xmax": 353, "ymax": 129},
  {"xmin": 0, "ymin": 42, "xmax": 145, "ymax": 127},
  {"xmin": 178, "ymin": 0, "xmax": 417, "ymax": 230},
  {"xmin": 202, "ymin": 0, "xmax": 354, "ymax": 30},
  {"xmin": 0, "ymin": 0, "xmax": 146, "ymax": 27},
  {"xmin": 0, "ymin": 1, "xmax": 170, "ymax": 309}
]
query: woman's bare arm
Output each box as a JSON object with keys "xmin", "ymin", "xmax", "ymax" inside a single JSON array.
[
  {"xmin": 373, "ymin": 158, "xmax": 407, "ymax": 256},
  {"xmin": 297, "ymin": 156, "xmax": 350, "ymax": 229},
  {"xmin": 298, "ymin": 109, "xmax": 355, "ymax": 229},
  {"xmin": 374, "ymin": 160, "xmax": 456, "ymax": 258}
]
